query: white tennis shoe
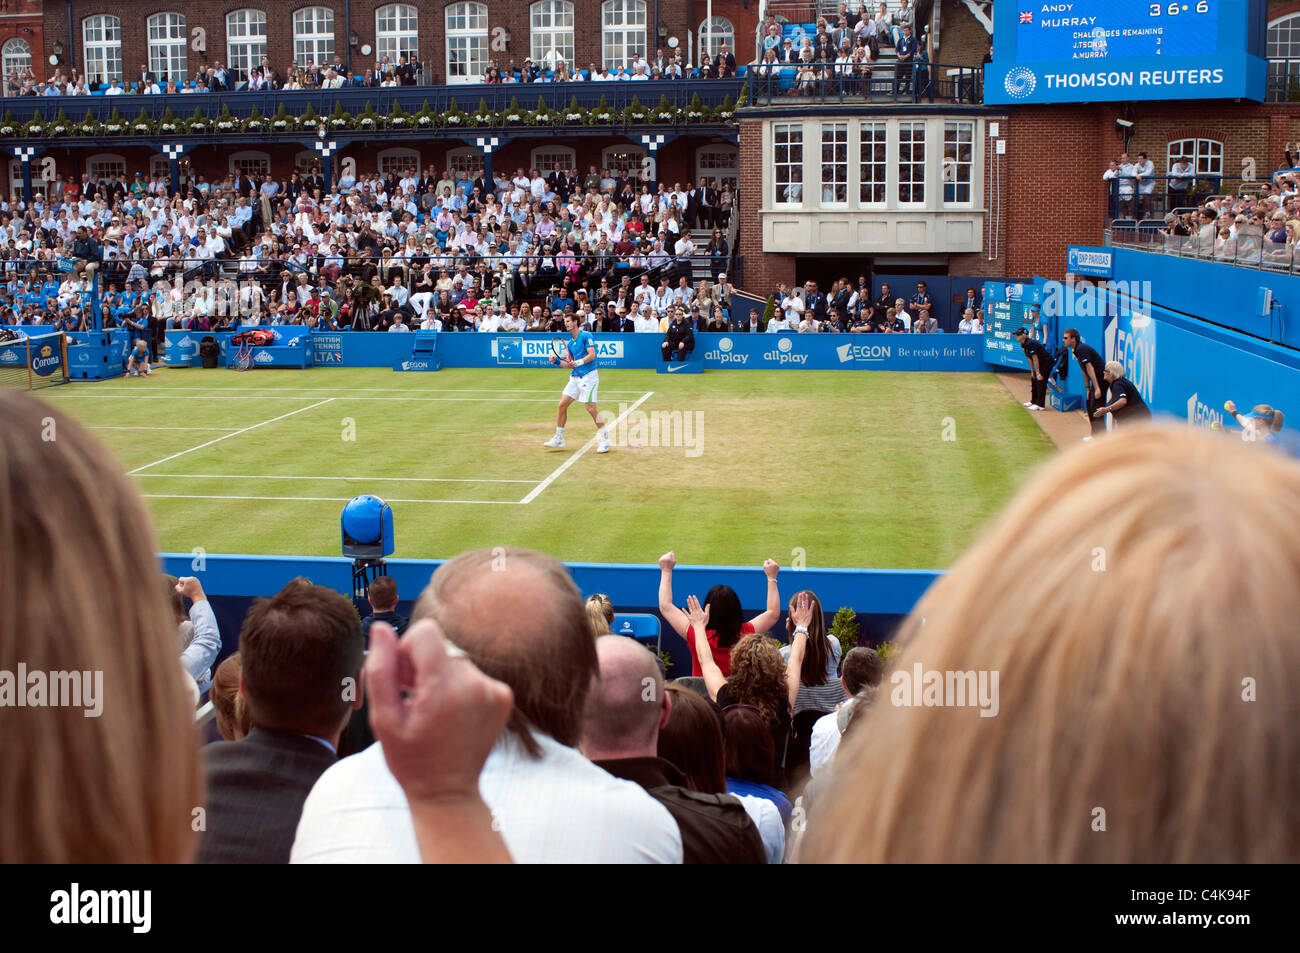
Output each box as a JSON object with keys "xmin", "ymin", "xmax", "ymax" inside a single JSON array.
[
  {"xmin": 597, "ymin": 437, "xmax": 611, "ymax": 454},
  {"xmin": 544, "ymin": 434, "xmax": 565, "ymax": 449}
]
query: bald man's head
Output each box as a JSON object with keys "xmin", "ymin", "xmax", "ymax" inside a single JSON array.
[
  {"xmin": 579, "ymin": 636, "xmax": 668, "ymax": 761},
  {"xmin": 413, "ymin": 547, "xmax": 596, "ymax": 757}
]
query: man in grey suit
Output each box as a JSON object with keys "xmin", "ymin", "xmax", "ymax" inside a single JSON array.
[{"xmin": 196, "ymin": 578, "xmax": 365, "ymax": 864}]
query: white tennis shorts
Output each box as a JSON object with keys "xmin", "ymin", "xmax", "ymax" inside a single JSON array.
[{"xmin": 562, "ymin": 371, "xmax": 599, "ymax": 403}]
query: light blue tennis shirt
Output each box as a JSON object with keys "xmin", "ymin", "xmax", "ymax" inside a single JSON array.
[{"xmin": 567, "ymin": 329, "xmax": 597, "ymax": 378}]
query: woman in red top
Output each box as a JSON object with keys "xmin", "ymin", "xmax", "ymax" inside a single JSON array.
[{"xmin": 657, "ymin": 551, "xmax": 783, "ymax": 677}]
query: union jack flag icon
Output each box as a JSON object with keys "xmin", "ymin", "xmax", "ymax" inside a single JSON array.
[{"xmin": 1019, "ymin": 11, "xmax": 1033, "ymax": 23}]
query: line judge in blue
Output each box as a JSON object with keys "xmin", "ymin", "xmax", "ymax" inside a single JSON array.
[{"xmin": 545, "ymin": 313, "xmax": 610, "ymax": 453}]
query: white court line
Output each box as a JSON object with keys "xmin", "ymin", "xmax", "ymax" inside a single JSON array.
[
  {"xmin": 135, "ymin": 473, "xmax": 537, "ymax": 484},
  {"xmin": 519, "ymin": 391, "xmax": 654, "ymax": 505},
  {"xmin": 55, "ymin": 395, "xmax": 579, "ymax": 403},
  {"xmin": 141, "ymin": 493, "xmax": 519, "ymax": 505},
  {"xmin": 90, "ymin": 426, "xmax": 242, "ymax": 432},
  {"xmin": 127, "ymin": 398, "xmax": 335, "ymax": 475},
  {"xmin": 63, "ymin": 387, "xmax": 654, "ymax": 395}
]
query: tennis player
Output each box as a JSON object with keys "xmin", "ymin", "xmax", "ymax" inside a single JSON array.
[{"xmin": 545, "ymin": 313, "xmax": 610, "ymax": 453}]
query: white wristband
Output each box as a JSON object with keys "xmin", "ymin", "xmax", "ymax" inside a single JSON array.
[{"xmin": 794, "ymin": 625, "xmax": 809, "ymax": 636}]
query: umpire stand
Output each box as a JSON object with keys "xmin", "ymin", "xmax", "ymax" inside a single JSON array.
[
  {"xmin": 341, "ymin": 495, "xmax": 395, "ymax": 613},
  {"xmin": 393, "ymin": 330, "xmax": 440, "ymax": 372}
]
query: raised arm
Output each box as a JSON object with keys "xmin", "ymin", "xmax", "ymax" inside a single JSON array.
[
  {"xmin": 688, "ymin": 596, "xmax": 726, "ymax": 701},
  {"xmin": 784, "ymin": 592, "xmax": 814, "ymax": 712},
  {"xmin": 657, "ymin": 551, "xmax": 690, "ymax": 638},
  {"xmin": 176, "ymin": 576, "xmax": 221, "ymax": 688},
  {"xmin": 746, "ymin": 558, "xmax": 782, "ymax": 633}
]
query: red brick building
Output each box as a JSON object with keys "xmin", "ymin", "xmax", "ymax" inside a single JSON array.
[{"xmin": 0, "ymin": 0, "xmax": 44, "ymax": 95}]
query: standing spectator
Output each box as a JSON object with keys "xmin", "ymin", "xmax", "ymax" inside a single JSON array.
[
  {"xmin": 893, "ymin": 24, "xmax": 917, "ymax": 98},
  {"xmin": 910, "ymin": 281, "xmax": 933, "ymax": 326},
  {"xmin": 1134, "ymin": 151, "xmax": 1156, "ymax": 219},
  {"xmin": 580, "ymin": 636, "xmax": 766, "ymax": 864},
  {"xmin": 1117, "ymin": 152, "xmax": 1137, "ymax": 218},
  {"xmin": 1168, "ymin": 154, "xmax": 1194, "ymax": 209},
  {"xmin": 195, "ymin": 578, "xmax": 365, "ymax": 864}
]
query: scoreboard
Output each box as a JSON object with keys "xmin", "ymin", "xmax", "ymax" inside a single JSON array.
[
  {"xmin": 1016, "ymin": 1, "xmax": 1219, "ymax": 63},
  {"xmin": 982, "ymin": 283, "xmax": 1044, "ymax": 371},
  {"xmin": 985, "ymin": 0, "xmax": 1266, "ymax": 104}
]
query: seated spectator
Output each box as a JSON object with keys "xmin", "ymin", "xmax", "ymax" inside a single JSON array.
[
  {"xmin": 661, "ymin": 307, "xmax": 695, "ymax": 362},
  {"xmin": 580, "ymin": 636, "xmax": 766, "ymax": 863},
  {"xmin": 958, "ymin": 307, "xmax": 983, "ymax": 334},
  {"xmin": 210, "ymin": 654, "xmax": 252, "ymax": 742},
  {"xmin": 195, "ymin": 578, "xmax": 365, "ymax": 864},
  {"xmin": 360, "ymin": 575, "xmax": 409, "ymax": 647},
  {"xmin": 291, "ymin": 547, "xmax": 683, "ymax": 863},
  {"xmin": 722, "ymin": 705, "xmax": 792, "ymax": 822},
  {"xmin": 808, "ymin": 646, "xmax": 883, "ymax": 778}
]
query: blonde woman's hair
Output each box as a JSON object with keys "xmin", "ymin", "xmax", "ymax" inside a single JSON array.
[
  {"xmin": 801, "ymin": 425, "xmax": 1300, "ymax": 863},
  {"xmin": 1253, "ymin": 404, "xmax": 1284, "ymax": 432},
  {"xmin": 586, "ymin": 593, "xmax": 614, "ymax": 636},
  {"xmin": 0, "ymin": 392, "xmax": 200, "ymax": 862}
]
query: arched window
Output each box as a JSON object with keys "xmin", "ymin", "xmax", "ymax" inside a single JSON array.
[
  {"xmin": 446, "ymin": 3, "xmax": 489, "ymax": 84},
  {"xmin": 1268, "ymin": 14, "xmax": 1300, "ymax": 99},
  {"xmin": 294, "ymin": 7, "xmax": 336, "ymax": 67},
  {"xmin": 531, "ymin": 1, "xmax": 575, "ymax": 69},
  {"xmin": 229, "ymin": 150, "xmax": 272, "ymax": 178},
  {"xmin": 82, "ymin": 15, "xmax": 122, "ymax": 86},
  {"xmin": 86, "ymin": 153, "xmax": 128, "ymax": 181},
  {"xmin": 698, "ymin": 16, "xmax": 734, "ymax": 59},
  {"xmin": 376, "ymin": 4, "xmax": 419, "ymax": 66},
  {"xmin": 147, "ymin": 13, "xmax": 187, "ymax": 83},
  {"xmin": 601, "ymin": 0, "xmax": 646, "ymax": 70},
  {"xmin": 226, "ymin": 10, "xmax": 268, "ymax": 83},
  {"xmin": 378, "ymin": 147, "xmax": 422, "ymax": 176},
  {"xmin": 531, "ymin": 146, "xmax": 577, "ymax": 173},
  {"xmin": 1, "ymin": 38, "xmax": 31, "ymax": 96},
  {"xmin": 1167, "ymin": 138, "xmax": 1223, "ymax": 176}
]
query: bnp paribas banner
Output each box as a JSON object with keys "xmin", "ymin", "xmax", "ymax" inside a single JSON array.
[{"xmin": 984, "ymin": 0, "xmax": 1267, "ymax": 104}]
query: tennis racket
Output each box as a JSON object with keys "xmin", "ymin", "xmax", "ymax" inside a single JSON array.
[
  {"xmin": 233, "ymin": 341, "xmax": 253, "ymax": 371},
  {"xmin": 551, "ymin": 337, "xmax": 569, "ymax": 366}
]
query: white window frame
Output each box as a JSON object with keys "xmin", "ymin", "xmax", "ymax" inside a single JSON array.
[
  {"xmin": 379, "ymin": 147, "xmax": 422, "ymax": 176},
  {"xmin": 943, "ymin": 120, "xmax": 974, "ymax": 207},
  {"xmin": 897, "ymin": 120, "xmax": 926, "ymax": 206},
  {"xmin": 376, "ymin": 4, "xmax": 419, "ymax": 65},
  {"xmin": 698, "ymin": 16, "xmax": 734, "ymax": 59},
  {"xmin": 147, "ymin": 13, "xmax": 187, "ymax": 83},
  {"xmin": 601, "ymin": 145, "xmax": 646, "ymax": 180},
  {"xmin": 446, "ymin": 3, "xmax": 489, "ymax": 84},
  {"xmin": 150, "ymin": 154, "xmax": 180, "ymax": 183},
  {"xmin": 229, "ymin": 150, "xmax": 272, "ymax": 178},
  {"xmin": 531, "ymin": 1, "xmax": 575, "ymax": 69},
  {"xmin": 820, "ymin": 121, "xmax": 848, "ymax": 206},
  {"xmin": 2, "ymin": 37, "xmax": 32, "ymax": 96},
  {"xmin": 773, "ymin": 122, "xmax": 803, "ymax": 206},
  {"xmin": 82, "ymin": 15, "xmax": 123, "ymax": 86},
  {"xmin": 531, "ymin": 147, "xmax": 577, "ymax": 174},
  {"xmin": 293, "ymin": 7, "xmax": 336, "ymax": 68},
  {"xmin": 858, "ymin": 120, "xmax": 887, "ymax": 207},
  {"xmin": 445, "ymin": 147, "xmax": 482, "ymax": 177},
  {"xmin": 87, "ymin": 153, "xmax": 128, "ymax": 181},
  {"xmin": 1167, "ymin": 137, "xmax": 1223, "ymax": 177},
  {"xmin": 10, "ymin": 159, "xmax": 48, "ymax": 196},
  {"xmin": 695, "ymin": 145, "xmax": 738, "ymax": 189},
  {"xmin": 601, "ymin": 0, "xmax": 647, "ymax": 70},
  {"xmin": 226, "ymin": 10, "xmax": 268, "ymax": 83}
]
